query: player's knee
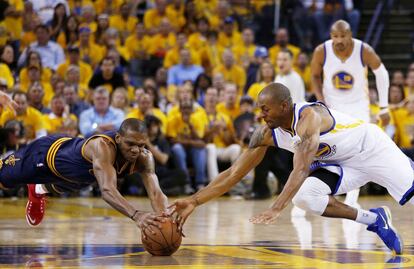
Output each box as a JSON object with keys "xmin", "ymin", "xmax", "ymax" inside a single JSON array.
[{"xmin": 292, "ymin": 193, "xmax": 327, "ymax": 216}]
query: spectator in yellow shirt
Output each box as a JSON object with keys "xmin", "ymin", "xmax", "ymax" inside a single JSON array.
[
  {"xmin": 57, "ymin": 46, "xmax": 93, "ymax": 85},
  {"xmin": 269, "ymin": 28, "xmax": 301, "ymax": 67},
  {"xmin": 78, "ymin": 26, "xmax": 105, "ymax": 68},
  {"xmin": 167, "ymin": 100, "xmax": 208, "ymax": 193},
  {"xmin": 0, "ymin": 63, "xmax": 14, "ymax": 89},
  {"xmin": 3, "ymin": 0, "xmax": 23, "ymax": 45},
  {"xmin": 27, "ymin": 83, "xmax": 51, "ymax": 114},
  {"xmin": 216, "ymin": 83, "xmax": 241, "ymax": 120},
  {"xmin": 218, "ymin": 16, "xmax": 242, "ymax": 48},
  {"xmin": 95, "ymin": 13, "xmax": 110, "ymax": 46},
  {"xmin": 393, "ymin": 95, "xmax": 414, "ymax": 148},
  {"xmin": 204, "ymin": 87, "xmax": 241, "ymax": 182},
  {"xmin": 404, "ymin": 70, "xmax": 414, "ymax": 97},
  {"xmin": 232, "ymin": 27, "xmax": 257, "ymax": 68},
  {"xmin": 144, "ymin": 0, "xmax": 184, "ymax": 33},
  {"xmin": 127, "ymin": 92, "xmax": 167, "ymax": 133},
  {"xmin": 0, "ymin": 91, "xmax": 46, "ymax": 140},
  {"xmin": 148, "ymin": 18, "xmax": 177, "ymax": 58},
  {"xmin": 65, "ymin": 65, "xmax": 90, "ymax": 101},
  {"xmin": 247, "ymin": 61, "xmax": 275, "ymax": 102},
  {"xmin": 213, "ymin": 49, "xmax": 246, "ymax": 93},
  {"xmin": 43, "ymin": 95, "xmax": 77, "ymax": 134},
  {"xmin": 109, "ymin": 2, "xmax": 138, "ymax": 45},
  {"xmin": 188, "ymin": 17, "xmax": 210, "ymax": 52},
  {"xmin": 294, "ymin": 52, "xmax": 312, "ymax": 94},
  {"xmin": 56, "ymin": 15, "xmax": 80, "ymax": 49},
  {"xmin": 19, "ymin": 51, "xmax": 52, "ymax": 90},
  {"xmin": 163, "ymin": 32, "xmax": 200, "ymax": 68},
  {"xmin": 126, "ymin": 23, "xmax": 152, "ymax": 86},
  {"xmin": 23, "ymin": 64, "xmax": 54, "ymax": 107}
]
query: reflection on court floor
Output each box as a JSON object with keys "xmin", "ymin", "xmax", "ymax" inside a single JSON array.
[{"xmin": 0, "ymin": 196, "xmax": 412, "ymax": 268}]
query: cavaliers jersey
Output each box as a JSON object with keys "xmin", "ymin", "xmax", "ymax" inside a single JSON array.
[
  {"xmin": 272, "ymin": 102, "xmax": 367, "ymax": 163},
  {"xmin": 0, "ymin": 131, "xmax": 134, "ymax": 189},
  {"xmin": 322, "ymin": 38, "xmax": 369, "ymax": 107}
]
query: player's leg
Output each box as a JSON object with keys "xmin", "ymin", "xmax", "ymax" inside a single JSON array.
[{"xmin": 292, "ymin": 166, "xmax": 403, "ymax": 254}]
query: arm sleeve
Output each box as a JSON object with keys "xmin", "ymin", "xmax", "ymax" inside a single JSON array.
[{"xmin": 373, "ymin": 63, "xmax": 389, "ymax": 108}]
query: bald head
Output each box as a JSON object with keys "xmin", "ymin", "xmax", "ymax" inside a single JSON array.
[
  {"xmin": 330, "ymin": 20, "xmax": 351, "ymax": 34},
  {"xmin": 259, "ymin": 82, "xmax": 292, "ymax": 105}
]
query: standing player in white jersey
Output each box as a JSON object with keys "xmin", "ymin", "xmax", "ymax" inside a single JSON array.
[
  {"xmin": 310, "ymin": 20, "xmax": 391, "ymax": 206},
  {"xmin": 169, "ymin": 83, "xmax": 408, "ymax": 254}
]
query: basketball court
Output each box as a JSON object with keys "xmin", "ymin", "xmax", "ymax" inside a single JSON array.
[{"xmin": 1, "ymin": 196, "xmax": 414, "ymax": 268}]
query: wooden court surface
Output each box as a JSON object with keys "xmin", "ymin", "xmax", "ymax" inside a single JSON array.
[{"xmin": 0, "ymin": 196, "xmax": 414, "ymax": 268}]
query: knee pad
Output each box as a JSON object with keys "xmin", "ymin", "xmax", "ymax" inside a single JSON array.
[{"xmin": 291, "ymin": 177, "xmax": 330, "ymax": 215}]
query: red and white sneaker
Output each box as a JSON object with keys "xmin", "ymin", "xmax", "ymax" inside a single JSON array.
[{"xmin": 26, "ymin": 184, "xmax": 46, "ymax": 226}]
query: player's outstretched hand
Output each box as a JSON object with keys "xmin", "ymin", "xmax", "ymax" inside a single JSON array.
[
  {"xmin": 0, "ymin": 92, "xmax": 17, "ymax": 114},
  {"xmin": 167, "ymin": 198, "xmax": 197, "ymax": 231},
  {"xmin": 134, "ymin": 211, "xmax": 168, "ymax": 239},
  {"xmin": 249, "ymin": 208, "xmax": 282, "ymax": 224}
]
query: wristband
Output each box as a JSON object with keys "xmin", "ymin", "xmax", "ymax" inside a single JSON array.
[{"xmin": 130, "ymin": 210, "xmax": 139, "ymax": 220}]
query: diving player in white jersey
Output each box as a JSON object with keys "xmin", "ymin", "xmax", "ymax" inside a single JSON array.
[
  {"xmin": 310, "ymin": 20, "xmax": 391, "ymax": 207},
  {"xmin": 169, "ymin": 83, "xmax": 408, "ymax": 255}
]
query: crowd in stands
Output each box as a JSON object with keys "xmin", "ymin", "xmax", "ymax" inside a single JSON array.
[{"xmin": 0, "ymin": 0, "xmax": 413, "ymax": 198}]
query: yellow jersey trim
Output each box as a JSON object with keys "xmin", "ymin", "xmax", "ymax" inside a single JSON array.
[
  {"xmin": 81, "ymin": 134, "xmax": 117, "ymax": 163},
  {"xmin": 46, "ymin": 137, "xmax": 76, "ymax": 183},
  {"xmin": 330, "ymin": 120, "xmax": 364, "ymax": 133}
]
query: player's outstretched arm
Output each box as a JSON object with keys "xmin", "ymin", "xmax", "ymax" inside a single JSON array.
[
  {"xmin": 169, "ymin": 126, "xmax": 273, "ymax": 230},
  {"xmin": 310, "ymin": 44, "xmax": 325, "ymax": 103},
  {"xmin": 92, "ymin": 138, "xmax": 166, "ymax": 234},
  {"xmin": 137, "ymin": 148, "xmax": 169, "ymax": 214},
  {"xmin": 251, "ymin": 108, "xmax": 321, "ymax": 224}
]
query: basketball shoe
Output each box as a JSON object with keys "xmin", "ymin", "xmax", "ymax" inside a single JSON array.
[
  {"xmin": 366, "ymin": 206, "xmax": 403, "ymax": 255},
  {"xmin": 26, "ymin": 184, "xmax": 46, "ymax": 226}
]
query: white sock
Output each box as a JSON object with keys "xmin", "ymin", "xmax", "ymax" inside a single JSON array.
[
  {"xmin": 35, "ymin": 184, "xmax": 49, "ymax": 195},
  {"xmin": 355, "ymin": 209, "xmax": 377, "ymax": 225}
]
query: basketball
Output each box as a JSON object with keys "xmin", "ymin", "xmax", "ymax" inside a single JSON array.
[{"xmin": 141, "ymin": 217, "xmax": 182, "ymax": 256}]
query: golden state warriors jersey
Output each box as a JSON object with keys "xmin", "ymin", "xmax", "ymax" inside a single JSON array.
[
  {"xmin": 322, "ymin": 38, "xmax": 369, "ymax": 106},
  {"xmin": 272, "ymin": 102, "xmax": 367, "ymax": 163}
]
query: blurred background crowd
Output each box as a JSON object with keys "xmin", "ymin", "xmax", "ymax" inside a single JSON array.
[{"xmin": 0, "ymin": 0, "xmax": 413, "ymax": 199}]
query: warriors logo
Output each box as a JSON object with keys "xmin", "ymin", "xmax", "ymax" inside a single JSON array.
[
  {"xmin": 316, "ymin": 143, "xmax": 336, "ymax": 159},
  {"xmin": 332, "ymin": 71, "xmax": 354, "ymax": 90}
]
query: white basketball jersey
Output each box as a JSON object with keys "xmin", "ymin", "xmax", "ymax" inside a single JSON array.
[
  {"xmin": 323, "ymin": 39, "xmax": 369, "ymax": 106},
  {"xmin": 272, "ymin": 102, "xmax": 368, "ymax": 163}
]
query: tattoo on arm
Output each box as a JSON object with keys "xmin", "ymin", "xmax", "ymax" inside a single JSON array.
[{"xmin": 248, "ymin": 126, "xmax": 265, "ymax": 148}]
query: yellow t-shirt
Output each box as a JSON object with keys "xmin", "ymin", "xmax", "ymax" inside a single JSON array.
[
  {"xmin": 0, "ymin": 106, "xmax": 45, "ymax": 140},
  {"xmin": 78, "ymin": 42, "xmax": 105, "ymax": 67},
  {"xmin": 232, "ymin": 44, "xmax": 256, "ymax": 65},
  {"xmin": 3, "ymin": 0, "xmax": 23, "ymax": 41},
  {"xmin": 207, "ymin": 112, "xmax": 235, "ymax": 148},
  {"xmin": 163, "ymin": 46, "xmax": 201, "ymax": 68},
  {"xmin": 56, "ymin": 60, "xmax": 93, "ymax": 85},
  {"xmin": 247, "ymin": 81, "xmax": 267, "ymax": 102},
  {"xmin": 294, "ymin": 65, "xmax": 312, "ymax": 92},
  {"xmin": 19, "ymin": 67, "xmax": 52, "ymax": 89},
  {"xmin": 143, "ymin": 8, "xmax": 183, "ymax": 30},
  {"xmin": 392, "ymin": 108, "xmax": 414, "ymax": 148},
  {"xmin": 215, "ymin": 102, "xmax": 241, "ymax": 121},
  {"xmin": 148, "ymin": 33, "xmax": 177, "ymax": 57},
  {"xmin": 126, "ymin": 108, "xmax": 168, "ymax": 134},
  {"xmin": 0, "ymin": 64, "xmax": 14, "ymax": 88},
  {"xmin": 167, "ymin": 111, "xmax": 207, "ymax": 139},
  {"xmin": 109, "ymin": 15, "xmax": 138, "ymax": 38},
  {"xmin": 217, "ymin": 31, "xmax": 242, "ymax": 48},
  {"xmin": 194, "ymin": 0, "xmax": 218, "ymax": 20},
  {"xmin": 43, "ymin": 113, "xmax": 78, "ymax": 134},
  {"xmin": 188, "ymin": 32, "xmax": 207, "ymax": 52},
  {"xmin": 125, "ymin": 35, "xmax": 152, "ymax": 59},
  {"xmin": 213, "ymin": 64, "xmax": 246, "ymax": 94},
  {"xmin": 269, "ymin": 44, "xmax": 301, "ymax": 67}
]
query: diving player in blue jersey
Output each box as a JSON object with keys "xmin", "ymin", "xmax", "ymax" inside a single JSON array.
[{"xmin": 0, "ymin": 116, "xmax": 169, "ymax": 234}]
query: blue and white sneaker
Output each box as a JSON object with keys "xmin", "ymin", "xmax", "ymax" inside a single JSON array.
[{"xmin": 367, "ymin": 206, "xmax": 403, "ymax": 255}]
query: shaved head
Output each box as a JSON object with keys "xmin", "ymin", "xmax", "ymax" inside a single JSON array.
[
  {"xmin": 330, "ymin": 20, "xmax": 351, "ymax": 34},
  {"xmin": 259, "ymin": 82, "xmax": 292, "ymax": 105}
]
